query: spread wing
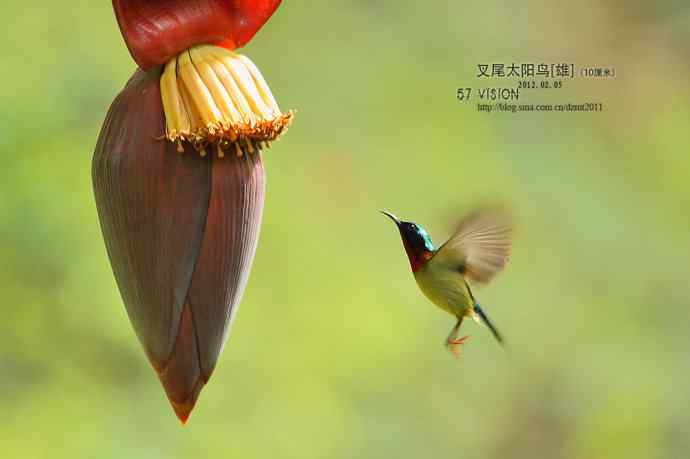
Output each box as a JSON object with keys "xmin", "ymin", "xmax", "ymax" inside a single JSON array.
[{"xmin": 434, "ymin": 208, "xmax": 513, "ymax": 284}]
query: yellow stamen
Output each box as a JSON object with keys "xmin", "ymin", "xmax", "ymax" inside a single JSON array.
[
  {"xmin": 160, "ymin": 44, "xmax": 293, "ymax": 157},
  {"xmin": 161, "ymin": 58, "xmax": 191, "ymax": 139},
  {"xmin": 177, "ymin": 51, "xmax": 223, "ymax": 131},
  {"xmin": 190, "ymin": 47, "xmax": 243, "ymax": 127},
  {"xmin": 238, "ymin": 55, "xmax": 281, "ymax": 115}
]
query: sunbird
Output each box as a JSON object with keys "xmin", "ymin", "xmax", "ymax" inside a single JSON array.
[{"xmin": 381, "ymin": 208, "xmax": 513, "ymax": 356}]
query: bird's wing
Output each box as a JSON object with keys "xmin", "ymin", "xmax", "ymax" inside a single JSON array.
[{"xmin": 434, "ymin": 208, "xmax": 513, "ymax": 284}]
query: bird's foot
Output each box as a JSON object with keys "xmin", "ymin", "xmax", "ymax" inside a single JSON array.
[{"xmin": 446, "ymin": 335, "xmax": 470, "ymax": 358}]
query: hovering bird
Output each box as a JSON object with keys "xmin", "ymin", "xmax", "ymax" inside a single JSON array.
[{"xmin": 381, "ymin": 208, "xmax": 513, "ymax": 356}]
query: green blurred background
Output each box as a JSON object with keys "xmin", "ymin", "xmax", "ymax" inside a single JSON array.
[{"xmin": 2, "ymin": 1, "xmax": 690, "ymax": 458}]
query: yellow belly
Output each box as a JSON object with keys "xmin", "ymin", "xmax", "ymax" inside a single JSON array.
[{"xmin": 414, "ymin": 262, "xmax": 474, "ymax": 317}]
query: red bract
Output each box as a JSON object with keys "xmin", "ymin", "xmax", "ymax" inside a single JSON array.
[{"xmin": 113, "ymin": 0, "xmax": 283, "ymax": 69}]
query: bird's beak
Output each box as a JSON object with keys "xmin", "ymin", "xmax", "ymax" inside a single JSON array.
[{"xmin": 380, "ymin": 210, "xmax": 401, "ymax": 226}]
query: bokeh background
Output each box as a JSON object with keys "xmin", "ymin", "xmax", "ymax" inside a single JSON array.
[{"xmin": 2, "ymin": 1, "xmax": 690, "ymax": 458}]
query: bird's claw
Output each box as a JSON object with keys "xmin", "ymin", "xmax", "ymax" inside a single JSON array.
[{"xmin": 446, "ymin": 335, "xmax": 470, "ymax": 358}]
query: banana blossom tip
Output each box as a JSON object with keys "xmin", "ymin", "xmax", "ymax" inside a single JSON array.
[{"xmin": 95, "ymin": 0, "xmax": 292, "ymax": 423}]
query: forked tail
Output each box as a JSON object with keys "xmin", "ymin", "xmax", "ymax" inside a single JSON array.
[{"xmin": 474, "ymin": 304, "xmax": 504, "ymax": 346}]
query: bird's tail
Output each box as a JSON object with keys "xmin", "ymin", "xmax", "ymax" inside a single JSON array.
[{"xmin": 473, "ymin": 304, "xmax": 504, "ymax": 346}]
